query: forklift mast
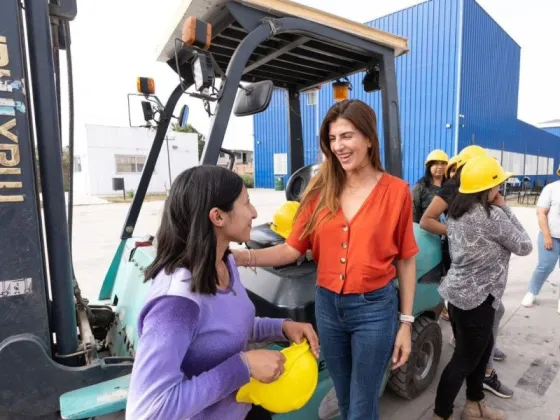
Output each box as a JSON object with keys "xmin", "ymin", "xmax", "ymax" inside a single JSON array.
[
  {"xmin": 0, "ymin": 0, "xmax": 76, "ymax": 359},
  {"xmin": 0, "ymin": 1, "xmax": 132, "ymax": 418}
]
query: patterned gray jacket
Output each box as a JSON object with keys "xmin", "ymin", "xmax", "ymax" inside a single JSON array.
[{"xmin": 438, "ymin": 204, "xmax": 533, "ymax": 310}]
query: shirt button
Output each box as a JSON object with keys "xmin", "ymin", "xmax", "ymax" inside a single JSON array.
[
  {"xmin": 342, "ymin": 226, "xmax": 348, "ymax": 232},
  {"xmin": 340, "ymin": 257, "xmax": 346, "ymax": 264},
  {"xmin": 339, "ymin": 274, "xmax": 345, "ymax": 280},
  {"xmin": 342, "ymin": 242, "xmax": 347, "ymax": 249}
]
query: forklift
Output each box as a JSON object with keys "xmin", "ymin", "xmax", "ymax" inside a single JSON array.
[{"xmin": 0, "ymin": 0, "xmax": 444, "ymax": 418}]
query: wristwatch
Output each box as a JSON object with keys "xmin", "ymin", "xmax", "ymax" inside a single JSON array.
[{"xmin": 399, "ymin": 314, "xmax": 415, "ymax": 324}]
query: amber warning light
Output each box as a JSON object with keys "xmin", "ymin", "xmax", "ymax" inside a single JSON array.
[
  {"xmin": 182, "ymin": 17, "xmax": 212, "ymax": 50},
  {"xmin": 332, "ymin": 80, "xmax": 350, "ymax": 101},
  {"xmin": 137, "ymin": 77, "xmax": 155, "ymax": 95}
]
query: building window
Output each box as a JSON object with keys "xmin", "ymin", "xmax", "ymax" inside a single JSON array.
[
  {"xmin": 306, "ymin": 90, "xmax": 318, "ymax": 106},
  {"xmin": 273, "ymin": 153, "xmax": 288, "ymax": 175},
  {"xmin": 73, "ymin": 156, "xmax": 82, "ymax": 173},
  {"xmin": 115, "ymin": 155, "xmax": 146, "ymax": 173}
]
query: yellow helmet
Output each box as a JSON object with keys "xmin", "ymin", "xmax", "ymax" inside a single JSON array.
[
  {"xmin": 456, "ymin": 145, "xmax": 487, "ymax": 170},
  {"xmin": 445, "ymin": 155, "xmax": 461, "ymax": 178},
  {"xmin": 270, "ymin": 201, "xmax": 300, "ymax": 239},
  {"xmin": 425, "ymin": 149, "xmax": 449, "ymax": 166},
  {"xmin": 236, "ymin": 340, "xmax": 319, "ymax": 413},
  {"xmin": 459, "ymin": 155, "xmax": 513, "ymax": 194}
]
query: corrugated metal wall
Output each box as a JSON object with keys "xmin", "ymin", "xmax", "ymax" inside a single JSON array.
[
  {"xmin": 254, "ymin": 89, "xmax": 320, "ymax": 188},
  {"xmin": 253, "ymin": 88, "xmax": 289, "ymax": 188},
  {"xmin": 458, "ymin": 0, "xmax": 560, "ymax": 181},
  {"xmin": 458, "ymin": 0, "xmax": 521, "ymax": 144},
  {"xmin": 543, "ymin": 127, "xmax": 560, "ymax": 138}
]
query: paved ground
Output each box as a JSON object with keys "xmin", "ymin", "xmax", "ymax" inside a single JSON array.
[{"xmin": 69, "ymin": 189, "xmax": 560, "ymax": 420}]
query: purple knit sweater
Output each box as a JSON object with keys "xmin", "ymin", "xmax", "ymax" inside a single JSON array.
[{"xmin": 125, "ymin": 254, "xmax": 287, "ymax": 420}]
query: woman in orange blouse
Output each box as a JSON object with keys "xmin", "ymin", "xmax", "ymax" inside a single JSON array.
[{"xmin": 234, "ymin": 99, "xmax": 418, "ymax": 420}]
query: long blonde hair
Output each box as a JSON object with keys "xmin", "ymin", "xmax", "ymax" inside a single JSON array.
[{"xmin": 295, "ymin": 99, "xmax": 384, "ymax": 239}]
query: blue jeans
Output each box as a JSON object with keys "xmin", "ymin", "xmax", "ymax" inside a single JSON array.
[
  {"xmin": 528, "ymin": 232, "xmax": 560, "ymax": 295},
  {"xmin": 315, "ymin": 282, "xmax": 399, "ymax": 420}
]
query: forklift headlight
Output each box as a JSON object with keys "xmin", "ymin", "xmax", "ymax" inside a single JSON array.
[{"xmin": 192, "ymin": 52, "xmax": 214, "ymax": 92}]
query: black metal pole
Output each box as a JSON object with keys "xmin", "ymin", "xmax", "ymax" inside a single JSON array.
[
  {"xmin": 166, "ymin": 135, "xmax": 172, "ymax": 188},
  {"xmin": 120, "ymin": 83, "xmax": 187, "ymax": 239},
  {"xmin": 380, "ymin": 52, "xmax": 403, "ymax": 178},
  {"xmin": 288, "ymin": 89, "xmax": 305, "ymax": 175},
  {"xmin": 25, "ymin": 0, "xmax": 77, "ymax": 359},
  {"xmin": 201, "ymin": 23, "xmax": 273, "ymax": 165}
]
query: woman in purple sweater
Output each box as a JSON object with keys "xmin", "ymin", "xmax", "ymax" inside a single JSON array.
[{"xmin": 126, "ymin": 166, "xmax": 319, "ymax": 420}]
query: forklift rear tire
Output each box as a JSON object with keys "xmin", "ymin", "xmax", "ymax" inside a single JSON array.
[{"xmin": 388, "ymin": 316, "xmax": 442, "ymax": 400}]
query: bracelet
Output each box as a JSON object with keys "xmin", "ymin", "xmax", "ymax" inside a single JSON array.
[
  {"xmin": 245, "ymin": 249, "xmax": 257, "ymax": 273},
  {"xmin": 399, "ymin": 314, "xmax": 415, "ymax": 324}
]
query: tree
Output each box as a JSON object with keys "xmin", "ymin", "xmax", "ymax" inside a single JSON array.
[{"xmin": 172, "ymin": 123, "xmax": 205, "ymax": 159}]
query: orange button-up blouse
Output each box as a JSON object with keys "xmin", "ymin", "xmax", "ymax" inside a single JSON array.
[{"xmin": 286, "ymin": 173, "xmax": 419, "ymax": 294}]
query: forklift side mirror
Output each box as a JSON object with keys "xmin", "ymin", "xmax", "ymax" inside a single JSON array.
[
  {"xmin": 141, "ymin": 101, "xmax": 155, "ymax": 125},
  {"xmin": 178, "ymin": 105, "xmax": 189, "ymax": 128},
  {"xmin": 233, "ymin": 80, "xmax": 274, "ymax": 117}
]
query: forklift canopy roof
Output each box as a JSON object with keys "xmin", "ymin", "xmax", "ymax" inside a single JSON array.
[{"xmin": 154, "ymin": 0, "xmax": 409, "ymax": 90}]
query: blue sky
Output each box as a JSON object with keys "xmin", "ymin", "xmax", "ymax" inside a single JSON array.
[{"xmin": 61, "ymin": 0, "xmax": 560, "ymax": 152}]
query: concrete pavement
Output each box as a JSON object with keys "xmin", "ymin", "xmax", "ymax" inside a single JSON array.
[{"xmin": 69, "ymin": 191, "xmax": 559, "ymax": 420}]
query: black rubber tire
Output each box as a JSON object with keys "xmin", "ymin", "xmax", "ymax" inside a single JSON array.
[{"xmin": 388, "ymin": 316, "xmax": 442, "ymax": 400}]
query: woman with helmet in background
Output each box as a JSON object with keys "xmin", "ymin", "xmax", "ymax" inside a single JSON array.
[
  {"xmin": 234, "ymin": 99, "xmax": 418, "ymax": 420},
  {"xmin": 420, "ymin": 145, "xmax": 514, "ymax": 400},
  {"xmin": 432, "ymin": 156, "xmax": 532, "ymax": 420},
  {"xmin": 412, "ymin": 150, "xmax": 449, "ymax": 223}
]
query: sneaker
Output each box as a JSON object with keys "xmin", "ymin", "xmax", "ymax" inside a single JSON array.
[
  {"xmin": 521, "ymin": 292, "xmax": 536, "ymax": 307},
  {"xmin": 493, "ymin": 348, "xmax": 506, "ymax": 362},
  {"xmin": 483, "ymin": 370, "xmax": 513, "ymax": 399}
]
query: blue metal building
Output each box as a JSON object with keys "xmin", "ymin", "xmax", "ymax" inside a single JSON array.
[
  {"xmin": 540, "ymin": 120, "xmax": 560, "ymax": 139},
  {"xmin": 253, "ymin": 0, "xmax": 560, "ymax": 188}
]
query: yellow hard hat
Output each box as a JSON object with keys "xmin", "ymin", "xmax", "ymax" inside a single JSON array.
[
  {"xmin": 459, "ymin": 155, "xmax": 513, "ymax": 194},
  {"xmin": 456, "ymin": 145, "xmax": 487, "ymax": 170},
  {"xmin": 445, "ymin": 155, "xmax": 461, "ymax": 177},
  {"xmin": 270, "ymin": 201, "xmax": 300, "ymax": 239},
  {"xmin": 425, "ymin": 149, "xmax": 449, "ymax": 166},
  {"xmin": 236, "ymin": 340, "xmax": 319, "ymax": 413}
]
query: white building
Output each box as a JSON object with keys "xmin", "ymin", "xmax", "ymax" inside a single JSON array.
[{"xmin": 73, "ymin": 125, "xmax": 199, "ymax": 196}]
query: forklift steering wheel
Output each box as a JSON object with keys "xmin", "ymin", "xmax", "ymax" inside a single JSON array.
[{"xmin": 285, "ymin": 163, "xmax": 321, "ymax": 202}]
